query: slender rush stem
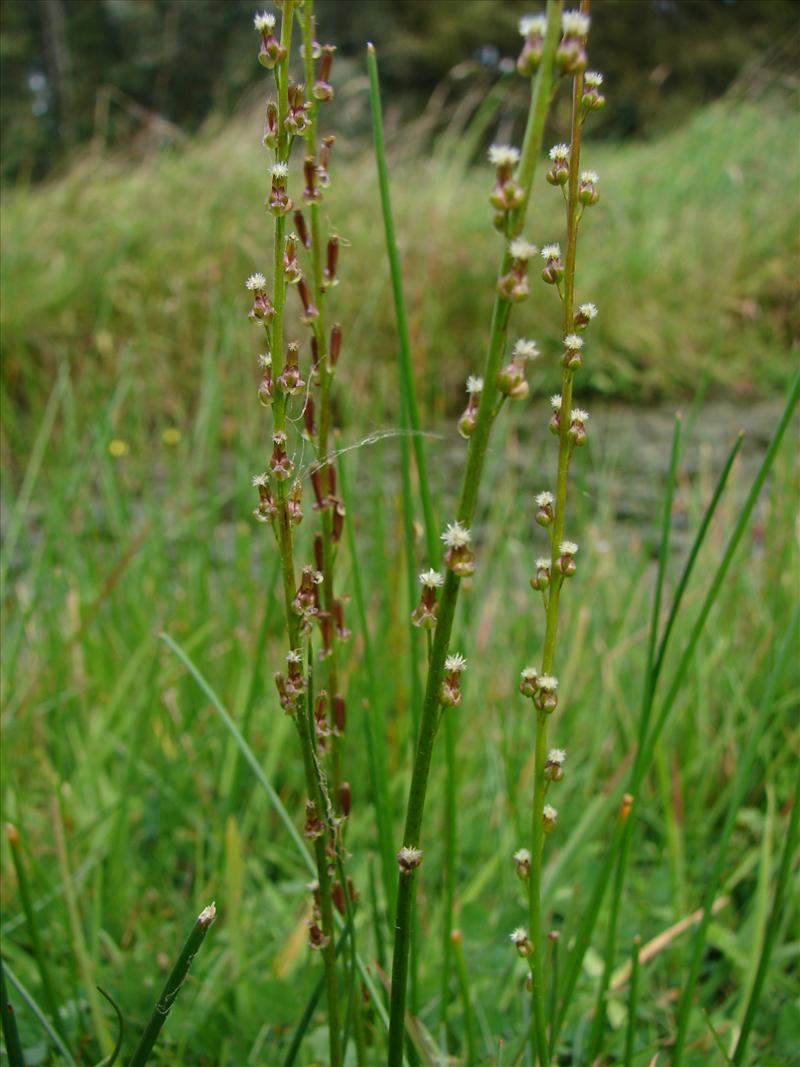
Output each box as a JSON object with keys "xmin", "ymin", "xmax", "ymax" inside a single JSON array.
[
  {"xmin": 127, "ymin": 904, "xmax": 216, "ymax": 1067},
  {"xmin": 260, "ymin": 9, "xmax": 343, "ymax": 1065},
  {"xmin": 383, "ymin": 7, "xmax": 562, "ymax": 1063},
  {"xmin": 529, "ymin": 33, "xmax": 588, "ymax": 1066}
]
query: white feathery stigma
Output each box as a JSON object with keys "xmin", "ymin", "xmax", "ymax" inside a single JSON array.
[
  {"xmin": 548, "ymin": 748, "xmax": 567, "ymax": 765},
  {"xmin": 441, "ymin": 521, "xmax": 471, "ymax": 548},
  {"xmin": 541, "ymin": 243, "xmax": 561, "ymax": 261},
  {"xmin": 488, "ymin": 144, "xmax": 520, "ymax": 167},
  {"xmin": 564, "ymin": 334, "xmax": 584, "ymax": 350},
  {"xmin": 510, "ymin": 238, "xmax": 537, "ymax": 261},
  {"xmin": 419, "ymin": 569, "xmax": 444, "ymax": 588},
  {"xmin": 445, "ymin": 653, "xmax": 467, "ymax": 673},
  {"xmin": 559, "ymin": 541, "xmax": 579, "ymax": 555},
  {"xmin": 519, "ymin": 14, "xmax": 547, "ymax": 37},
  {"xmin": 513, "ymin": 339, "xmax": 540, "ymax": 360},
  {"xmin": 584, "ymin": 71, "xmax": 604, "ymax": 88},
  {"xmin": 254, "ymin": 12, "xmax": 276, "ymax": 32},
  {"xmin": 535, "ymin": 490, "xmax": 555, "ymax": 506},
  {"xmin": 549, "ymin": 143, "xmax": 570, "ymax": 161},
  {"xmin": 562, "ymin": 10, "xmax": 591, "ymax": 36},
  {"xmin": 466, "ymin": 375, "xmax": 484, "ymax": 393},
  {"xmin": 246, "ymin": 272, "xmax": 266, "ymax": 290}
]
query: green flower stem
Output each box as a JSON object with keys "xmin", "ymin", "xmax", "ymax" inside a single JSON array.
[
  {"xmin": 127, "ymin": 904, "xmax": 216, "ymax": 1067},
  {"xmin": 528, "ymin": 53, "xmax": 587, "ymax": 1067},
  {"xmin": 385, "ymin": 7, "xmax": 561, "ymax": 1063},
  {"xmin": 263, "ymin": 9, "xmax": 342, "ymax": 1066},
  {"xmin": 301, "ymin": 1, "xmax": 344, "ymax": 793}
]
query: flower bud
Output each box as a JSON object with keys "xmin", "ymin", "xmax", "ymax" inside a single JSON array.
[
  {"xmin": 252, "ymin": 472, "xmax": 278, "ymax": 524},
  {"xmin": 293, "ymin": 564, "xmax": 323, "ymax": 616},
  {"xmin": 517, "ymin": 14, "xmax": 547, "ymax": 77},
  {"xmin": 498, "ymin": 239, "xmax": 537, "ymax": 303},
  {"xmin": 293, "ymin": 209, "xmax": 311, "ymax": 248},
  {"xmin": 561, "ymin": 334, "xmax": 584, "ymax": 369},
  {"xmin": 546, "ymin": 143, "xmax": 570, "ymax": 187},
  {"xmin": 510, "ymin": 927, "xmax": 533, "ymax": 958},
  {"xmin": 304, "ymin": 797, "xmax": 324, "ymax": 839},
  {"xmin": 254, "ymin": 12, "xmax": 286, "ymax": 70},
  {"xmin": 513, "ymin": 848, "xmax": 531, "ymax": 881},
  {"xmin": 573, "ymin": 302, "xmax": 598, "ymax": 331},
  {"xmin": 330, "ymin": 323, "xmax": 343, "ymax": 368},
  {"xmin": 247, "ymin": 273, "xmax": 275, "ymax": 326},
  {"xmin": 257, "ymin": 353, "xmax": 274, "ymax": 407},
  {"xmin": 441, "ymin": 521, "xmax": 475, "ymax": 577},
  {"xmin": 339, "ymin": 780, "xmax": 352, "ymax": 818},
  {"xmin": 277, "ymin": 341, "xmax": 305, "ymax": 394},
  {"xmin": 534, "ymin": 675, "xmax": 558, "ymax": 713},
  {"xmin": 288, "ymin": 479, "xmax": 303, "ymax": 526},
  {"xmin": 334, "ymin": 599, "xmax": 351, "ymax": 641},
  {"xmin": 548, "ymin": 394, "xmax": 562, "ymax": 436},
  {"xmin": 297, "ymin": 276, "xmax": 319, "ymax": 324},
  {"xmin": 556, "ymin": 10, "xmax": 590, "ymax": 73},
  {"xmin": 268, "ymin": 162, "xmax": 293, "ymax": 217},
  {"xmin": 269, "ymin": 430, "xmax": 293, "ymax": 480},
  {"xmin": 397, "ymin": 845, "xmax": 423, "ymax": 874},
  {"xmin": 313, "ymin": 45, "xmax": 336, "ymax": 101},
  {"xmin": 458, "ymin": 376, "xmax": 483, "ymax": 438},
  {"xmin": 284, "ymin": 235, "xmax": 302, "ymax": 284},
  {"xmin": 582, "ymin": 71, "xmax": 606, "ymax": 112},
  {"xmin": 303, "ymin": 156, "xmax": 321, "ymax": 204},
  {"xmin": 440, "ymin": 653, "xmax": 467, "ymax": 707},
  {"xmin": 578, "ymin": 170, "xmax": 599, "ymax": 206},
  {"xmin": 535, "ymin": 490, "xmax": 555, "ymax": 527},
  {"xmin": 323, "ymin": 235, "xmax": 339, "ymax": 290},
  {"xmin": 263, "ymin": 100, "xmax": 279, "ymax": 149},
  {"xmin": 568, "ymin": 407, "xmax": 589, "ymax": 447},
  {"xmin": 544, "ymin": 748, "xmax": 566, "ymax": 782},
  {"xmin": 488, "ymin": 144, "xmax": 524, "ymax": 213},
  {"xmin": 542, "ymin": 803, "xmax": 559, "ymax": 834},
  {"xmin": 285, "ymin": 83, "xmax": 311, "ymax": 137},
  {"xmin": 557, "ymin": 541, "xmax": 578, "ymax": 577},
  {"xmin": 318, "ymin": 135, "xmax": 335, "ymax": 187},
  {"xmin": 530, "ymin": 557, "xmax": 551, "ymax": 592},
  {"xmin": 411, "ymin": 570, "xmax": 443, "ymax": 630},
  {"xmin": 540, "ymin": 244, "xmax": 564, "ymax": 285},
  {"xmin": 519, "ymin": 666, "xmax": 539, "ymax": 698}
]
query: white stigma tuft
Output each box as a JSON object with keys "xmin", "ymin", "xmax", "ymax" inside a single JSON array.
[
  {"xmin": 549, "ymin": 143, "xmax": 570, "ymax": 161},
  {"xmin": 445, "ymin": 653, "xmax": 467, "ymax": 673},
  {"xmin": 541, "ymin": 243, "xmax": 561, "ymax": 261},
  {"xmin": 559, "ymin": 541, "xmax": 579, "ymax": 555},
  {"xmin": 519, "ymin": 14, "xmax": 548, "ymax": 37},
  {"xmin": 488, "ymin": 144, "xmax": 520, "ymax": 168},
  {"xmin": 246, "ymin": 272, "xmax": 266, "ymax": 291},
  {"xmin": 562, "ymin": 10, "xmax": 591, "ymax": 36},
  {"xmin": 441, "ymin": 521, "xmax": 471, "ymax": 548},
  {"xmin": 513, "ymin": 339, "xmax": 540, "ymax": 360},
  {"xmin": 466, "ymin": 375, "xmax": 484, "ymax": 394},
  {"xmin": 419, "ymin": 569, "xmax": 444, "ymax": 588}
]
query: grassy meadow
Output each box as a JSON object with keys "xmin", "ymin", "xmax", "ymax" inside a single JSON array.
[{"xmin": 1, "ymin": 67, "xmax": 799, "ymax": 1067}]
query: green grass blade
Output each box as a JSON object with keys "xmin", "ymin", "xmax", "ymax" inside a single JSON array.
[
  {"xmin": 96, "ymin": 986, "xmax": 125, "ymax": 1067},
  {"xmin": 281, "ymin": 931, "xmax": 349, "ymax": 1067},
  {"xmin": 558, "ymin": 373, "xmax": 799, "ymax": 1043},
  {"xmin": 160, "ymin": 629, "xmax": 392, "ymax": 1035},
  {"xmin": 623, "ymin": 937, "xmax": 641, "ymax": 1067},
  {"xmin": 2, "ymin": 959, "xmax": 78, "ymax": 1067},
  {"xmin": 5, "ymin": 823, "xmax": 72, "ymax": 1050},
  {"xmin": 127, "ymin": 903, "xmax": 216, "ymax": 1067},
  {"xmin": 366, "ymin": 42, "xmax": 438, "ymax": 564},
  {"xmin": 338, "ymin": 455, "xmax": 396, "ymax": 916},
  {"xmin": 732, "ymin": 775, "xmax": 800, "ymax": 1065},
  {"xmin": 159, "ymin": 630, "xmax": 315, "ymax": 877}
]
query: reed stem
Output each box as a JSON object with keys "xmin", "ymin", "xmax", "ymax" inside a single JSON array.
[{"xmin": 383, "ymin": 6, "xmax": 562, "ymax": 1061}]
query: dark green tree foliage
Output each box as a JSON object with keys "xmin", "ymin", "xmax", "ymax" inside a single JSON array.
[{"xmin": 1, "ymin": 0, "xmax": 797, "ymax": 182}]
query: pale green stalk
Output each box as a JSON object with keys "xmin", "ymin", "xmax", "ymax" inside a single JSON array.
[
  {"xmin": 259, "ymin": 8, "xmax": 342, "ymax": 1064},
  {"xmin": 383, "ymin": 6, "xmax": 563, "ymax": 1062},
  {"xmin": 528, "ymin": 45, "xmax": 588, "ymax": 1067}
]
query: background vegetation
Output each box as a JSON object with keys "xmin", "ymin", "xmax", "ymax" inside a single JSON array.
[{"xmin": 1, "ymin": 1, "xmax": 798, "ymax": 1065}]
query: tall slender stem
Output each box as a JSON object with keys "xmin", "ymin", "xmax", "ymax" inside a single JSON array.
[
  {"xmin": 384, "ymin": 6, "xmax": 562, "ymax": 1062},
  {"xmin": 528, "ymin": 37, "xmax": 588, "ymax": 1064}
]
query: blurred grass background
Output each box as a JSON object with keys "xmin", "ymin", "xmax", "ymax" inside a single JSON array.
[{"xmin": 1, "ymin": 1, "xmax": 799, "ymax": 1064}]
